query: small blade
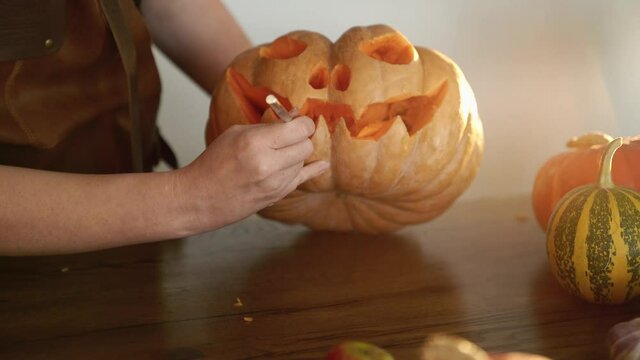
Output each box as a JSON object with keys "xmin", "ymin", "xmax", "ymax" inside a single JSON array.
[{"xmin": 266, "ymin": 95, "xmax": 294, "ymax": 122}]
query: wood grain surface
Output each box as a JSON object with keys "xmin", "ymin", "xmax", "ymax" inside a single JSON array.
[{"xmin": 1, "ymin": 196, "xmax": 638, "ymax": 359}]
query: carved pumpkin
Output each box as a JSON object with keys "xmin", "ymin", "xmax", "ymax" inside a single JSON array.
[
  {"xmin": 532, "ymin": 132, "xmax": 640, "ymax": 230},
  {"xmin": 546, "ymin": 138, "xmax": 640, "ymax": 304},
  {"xmin": 206, "ymin": 25, "xmax": 483, "ymax": 233}
]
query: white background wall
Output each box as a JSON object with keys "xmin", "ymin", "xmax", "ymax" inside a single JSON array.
[{"xmin": 154, "ymin": 0, "xmax": 640, "ymax": 201}]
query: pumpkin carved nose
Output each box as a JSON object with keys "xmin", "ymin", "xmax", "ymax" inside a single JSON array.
[
  {"xmin": 308, "ymin": 64, "xmax": 329, "ymax": 89},
  {"xmin": 308, "ymin": 64, "xmax": 351, "ymax": 91},
  {"xmin": 331, "ymin": 64, "xmax": 351, "ymax": 91}
]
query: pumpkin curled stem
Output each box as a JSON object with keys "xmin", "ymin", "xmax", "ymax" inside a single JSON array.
[
  {"xmin": 566, "ymin": 132, "xmax": 613, "ymax": 149},
  {"xmin": 598, "ymin": 137, "xmax": 624, "ymax": 189}
]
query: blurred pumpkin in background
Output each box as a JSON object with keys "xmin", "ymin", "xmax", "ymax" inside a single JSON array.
[
  {"xmin": 609, "ymin": 317, "xmax": 640, "ymax": 360},
  {"xmin": 532, "ymin": 132, "xmax": 640, "ymax": 230},
  {"xmin": 207, "ymin": 24, "xmax": 483, "ymax": 233}
]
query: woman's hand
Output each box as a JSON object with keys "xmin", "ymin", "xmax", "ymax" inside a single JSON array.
[{"xmin": 176, "ymin": 116, "xmax": 329, "ymax": 233}]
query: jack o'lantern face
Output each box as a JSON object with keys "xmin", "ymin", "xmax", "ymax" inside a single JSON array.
[
  {"xmin": 213, "ymin": 28, "xmax": 448, "ymax": 140},
  {"xmin": 207, "ymin": 25, "xmax": 483, "ymax": 234}
]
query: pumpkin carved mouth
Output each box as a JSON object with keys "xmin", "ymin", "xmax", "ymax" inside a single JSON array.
[{"xmin": 226, "ymin": 68, "xmax": 448, "ymax": 140}]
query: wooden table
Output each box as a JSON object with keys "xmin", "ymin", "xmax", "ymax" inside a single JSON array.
[{"xmin": 1, "ymin": 196, "xmax": 638, "ymax": 359}]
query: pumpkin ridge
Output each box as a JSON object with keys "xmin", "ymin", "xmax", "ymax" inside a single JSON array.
[
  {"xmin": 329, "ymin": 112, "xmax": 481, "ymax": 223},
  {"xmin": 347, "ymin": 197, "xmax": 405, "ymax": 232},
  {"xmin": 574, "ymin": 189, "xmax": 599, "ymax": 301},
  {"xmin": 289, "ymin": 187, "xmax": 420, "ymax": 220},
  {"xmin": 402, "ymin": 135, "xmax": 483, "ymax": 217},
  {"xmin": 365, "ymin": 26, "xmax": 386, "ymax": 114},
  {"xmin": 608, "ymin": 190, "xmax": 630, "ymax": 303},
  {"xmin": 383, "ymin": 117, "xmax": 421, "ymax": 194},
  {"xmin": 342, "ymin": 194, "xmax": 364, "ymax": 232},
  {"xmin": 351, "ymin": 193, "xmax": 436, "ymax": 224},
  {"xmin": 613, "ymin": 190, "xmax": 640, "ymax": 301},
  {"xmin": 357, "ymin": 137, "xmax": 482, "ymax": 222},
  {"xmin": 362, "ymin": 123, "xmax": 382, "ymax": 192},
  {"xmin": 547, "ymin": 186, "xmax": 585, "ymax": 234},
  {"xmin": 547, "ymin": 187, "xmax": 584, "ymax": 271},
  {"xmin": 586, "ymin": 189, "xmax": 615, "ymax": 303},
  {"xmin": 392, "ymin": 112, "xmax": 475, "ymax": 201},
  {"xmin": 259, "ymin": 191, "xmax": 313, "ymax": 218},
  {"xmin": 359, "ymin": 117, "xmax": 417, "ymax": 194},
  {"xmin": 290, "ymin": 187, "xmax": 438, "ymax": 226},
  {"xmin": 553, "ymin": 188, "xmax": 592, "ymax": 297},
  {"xmin": 621, "ymin": 188, "xmax": 640, "ymax": 203}
]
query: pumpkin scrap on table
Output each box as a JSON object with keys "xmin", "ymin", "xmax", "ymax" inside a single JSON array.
[
  {"xmin": 546, "ymin": 138, "xmax": 640, "ymax": 304},
  {"xmin": 532, "ymin": 132, "xmax": 640, "ymax": 230},
  {"xmin": 207, "ymin": 24, "xmax": 483, "ymax": 233}
]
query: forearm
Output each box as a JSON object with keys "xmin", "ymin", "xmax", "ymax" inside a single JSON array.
[
  {"xmin": 141, "ymin": 0, "xmax": 252, "ymax": 92},
  {"xmin": 0, "ymin": 165, "xmax": 196, "ymax": 255}
]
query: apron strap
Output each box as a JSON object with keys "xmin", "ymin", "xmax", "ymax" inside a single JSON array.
[{"xmin": 99, "ymin": 0, "xmax": 144, "ymax": 172}]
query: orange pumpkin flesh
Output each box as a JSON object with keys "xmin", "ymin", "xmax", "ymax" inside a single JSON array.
[
  {"xmin": 532, "ymin": 133, "xmax": 640, "ymax": 230},
  {"xmin": 207, "ymin": 25, "xmax": 483, "ymax": 233}
]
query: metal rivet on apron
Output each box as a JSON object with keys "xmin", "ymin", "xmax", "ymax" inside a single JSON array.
[{"xmin": 44, "ymin": 39, "xmax": 55, "ymax": 49}]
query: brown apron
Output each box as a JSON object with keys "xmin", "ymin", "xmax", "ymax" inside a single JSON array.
[{"xmin": 0, "ymin": 0, "xmax": 177, "ymax": 174}]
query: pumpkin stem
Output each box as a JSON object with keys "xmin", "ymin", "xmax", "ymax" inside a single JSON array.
[
  {"xmin": 566, "ymin": 132, "xmax": 613, "ymax": 149},
  {"xmin": 598, "ymin": 137, "xmax": 624, "ymax": 188}
]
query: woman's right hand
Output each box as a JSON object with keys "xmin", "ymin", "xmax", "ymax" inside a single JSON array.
[{"xmin": 176, "ymin": 116, "xmax": 329, "ymax": 234}]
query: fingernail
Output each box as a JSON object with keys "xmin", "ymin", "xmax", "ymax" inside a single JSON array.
[
  {"xmin": 319, "ymin": 161, "xmax": 330, "ymax": 171},
  {"xmin": 299, "ymin": 116, "xmax": 315, "ymax": 134}
]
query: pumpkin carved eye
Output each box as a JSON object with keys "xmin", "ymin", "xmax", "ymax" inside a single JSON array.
[
  {"xmin": 259, "ymin": 36, "xmax": 307, "ymax": 59},
  {"xmin": 359, "ymin": 33, "xmax": 417, "ymax": 65}
]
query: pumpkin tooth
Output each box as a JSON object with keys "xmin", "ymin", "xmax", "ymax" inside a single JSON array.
[
  {"xmin": 301, "ymin": 115, "xmax": 334, "ymax": 192},
  {"xmin": 309, "ymin": 115, "xmax": 331, "ymax": 163},
  {"xmin": 332, "ymin": 117, "xmax": 379, "ymax": 195},
  {"xmin": 365, "ymin": 116, "xmax": 415, "ymax": 196},
  {"xmin": 388, "ymin": 115, "xmax": 410, "ymax": 137},
  {"xmin": 314, "ymin": 114, "xmax": 327, "ymax": 131},
  {"xmin": 356, "ymin": 122, "xmax": 386, "ymax": 139},
  {"xmin": 384, "ymin": 115, "xmax": 410, "ymax": 139},
  {"xmin": 332, "ymin": 117, "xmax": 351, "ymax": 139}
]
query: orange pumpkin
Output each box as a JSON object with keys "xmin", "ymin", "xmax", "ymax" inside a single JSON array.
[
  {"xmin": 532, "ymin": 132, "xmax": 640, "ymax": 230},
  {"xmin": 207, "ymin": 25, "xmax": 483, "ymax": 233}
]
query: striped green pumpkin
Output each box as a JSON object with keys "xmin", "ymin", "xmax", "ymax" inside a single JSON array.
[{"xmin": 547, "ymin": 137, "xmax": 640, "ymax": 304}]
